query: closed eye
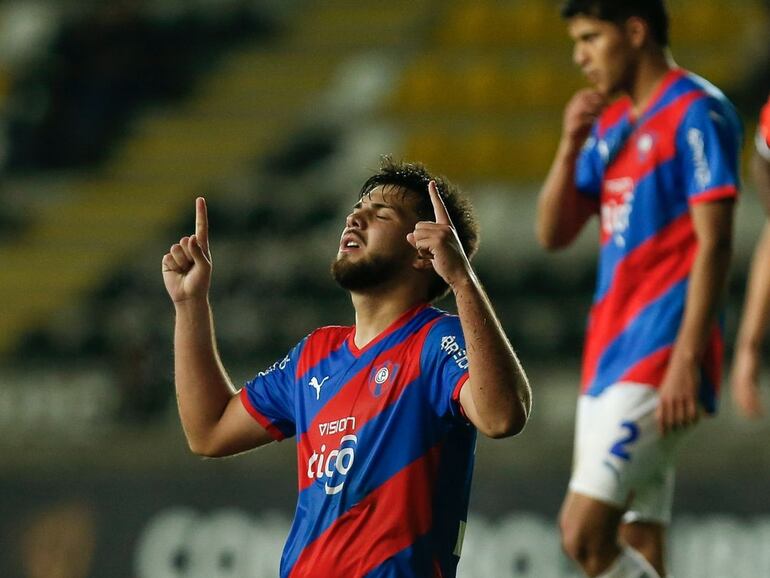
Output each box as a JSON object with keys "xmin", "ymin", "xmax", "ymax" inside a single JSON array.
[{"xmin": 579, "ymin": 32, "xmax": 600, "ymax": 44}]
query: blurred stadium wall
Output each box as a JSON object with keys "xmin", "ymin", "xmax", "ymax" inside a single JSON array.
[{"xmin": 0, "ymin": 1, "xmax": 768, "ymax": 576}]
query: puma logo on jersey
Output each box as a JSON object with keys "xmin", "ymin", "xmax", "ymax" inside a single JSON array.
[{"xmin": 309, "ymin": 376, "xmax": 330, "ymax": 400}]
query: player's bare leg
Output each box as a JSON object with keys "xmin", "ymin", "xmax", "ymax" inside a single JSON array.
[
  {"xmin": 620, "ymin": 521, "xmax": 666, "ymax": 576},
  {"xmin": 560, "ymin": 492, "xmax": 624, "ymax": 576},
  {"xmin": 560, "ymin": 492, "xmax": 662, "ymax": 577}
]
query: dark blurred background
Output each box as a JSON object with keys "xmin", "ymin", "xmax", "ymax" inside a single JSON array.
[{"xmin": 0, "ymin": 0, "xmax": 768, "ymax": 576}]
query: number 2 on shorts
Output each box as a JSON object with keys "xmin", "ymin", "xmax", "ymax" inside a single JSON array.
[{"xmin": 609, "ymin": 421, "xmax": 640, "ymax": 461}]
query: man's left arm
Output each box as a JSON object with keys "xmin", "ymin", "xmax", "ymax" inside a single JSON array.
[
  {"xmin": 656, "ymin": 199, "xmax": 734, "ymax": 435},
  {"xmin": 452, "ymin": 273, "xmax": 532, "ymax": 438},
  {"xmin": 730, "ymin": 144, "xmax": 770, "ymax": 418},
  {"xmin": 409, "ymin": 181, "xmax": 532, "ymax": 438}
]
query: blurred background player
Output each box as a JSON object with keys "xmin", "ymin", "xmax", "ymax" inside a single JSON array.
[
  {"xmin": 731, "ymin": 94, "xmax": 770, "ymax": 419},
  {"xmin": 536, "ymin": 1, "xmax": 742, "ymax": 577},
  {"xmin": 161, "ymin": 158, "xmax": 531, "ymax": 578}
]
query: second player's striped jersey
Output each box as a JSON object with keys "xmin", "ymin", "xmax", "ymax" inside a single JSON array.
[
  {"xmin": 241, "ymin": 304, "xmax": 475, "ymax": 578},
  {"xmin": 575, "ymin": 68, "xmax": 742, "ymax": 411},
  {"xmin": 757, "ymin": 94, "xmax": 770, "ymax": 160}
]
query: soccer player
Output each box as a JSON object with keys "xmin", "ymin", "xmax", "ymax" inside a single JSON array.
[
  {"xmin": 162, "ymin": 158, "xmax": 532, "ymax": 578},
  {"xmin": 731, "ymin": 95, "xmax": 770, "ymax": 419},
  {"xmin": 536, "ymin": 1, "xmax": 742, "ymax": 577}
]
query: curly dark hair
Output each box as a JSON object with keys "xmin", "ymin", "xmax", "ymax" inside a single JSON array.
[
  {"xmin": 358, "ymin": 156, "xmax": 480, "ymax": 301},
  {"xmin": 561, "ymin": 0, "xmax": 669, "ymax": 47}
]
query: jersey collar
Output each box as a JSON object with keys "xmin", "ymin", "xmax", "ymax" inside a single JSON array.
[{"xmin": 347, "ymin": 303, "xmax": 430, "ymax": 356}]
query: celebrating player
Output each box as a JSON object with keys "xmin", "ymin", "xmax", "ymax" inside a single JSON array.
[
  {"xmin": 731, "ymin": 95, "xmax": 770, "ymax": 419},
  {"xmin": 536, "ymin": 1, "xmax": 742, "ymax": 576},
  {"xmin": 162, "ymin": 158, "xmax": 532, "ymax": 578}
]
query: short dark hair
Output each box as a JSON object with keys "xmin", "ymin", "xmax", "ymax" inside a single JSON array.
[
  {"xmin": 561, "ymin": 0, "xmax": 669, "ymax": 47},
  {"xmin": 358, "ymin": 157, "xmax": 480, "ymax": 301}
]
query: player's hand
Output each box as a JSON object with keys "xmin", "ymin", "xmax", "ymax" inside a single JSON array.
[
  {"xmin": 730, "ymin": 347, "xmax": 765, "ymax": 419},
  {"xmin": 162, "ymin": 197, "xmax": 212, "ymax": 304},
  {"xmin": 406, "ymin": 181, "xmax": 472, "ymax": 289},
  {"xmin": 563, "ymin": 89, "xmax": 606, "ymax": 147},
  {"xmin": 656, "ymin": 355, "xmax": 701, "ymax": 436}
]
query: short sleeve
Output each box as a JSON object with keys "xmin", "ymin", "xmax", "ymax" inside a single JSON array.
[
  {"xmin": 241, "ymin": 338, "xmax": 307, "ymax": 441},
  {"xmin": 678, "ymin": 97, "xmax": 742, "ymax": 204},
  {"xmin": 575, "ymin": 127, "xmax": 604, "ymax": 200},
  {"xmin": 419, "ymin": 316, "xmax": 470, "ymax": 421}
]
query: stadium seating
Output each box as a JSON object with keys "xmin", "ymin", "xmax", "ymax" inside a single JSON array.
[
  {"xmin": 387, "ymin": 0, "xmax": 766, "ymax": 183},
  {"xmin": 0, "ymin": 0, "xmax": 766, "ymax": 422}
]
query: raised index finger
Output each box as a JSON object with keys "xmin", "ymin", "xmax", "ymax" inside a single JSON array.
[
  {"xmin": 196, "ymin": 197, "xmax": 209, "ymax": 253},
  {"xmin": 428, "ymin": 180, "xmax": 452, "ymax": 225}
]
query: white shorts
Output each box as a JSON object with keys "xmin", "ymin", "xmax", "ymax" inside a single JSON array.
[{"xmin": 568, "ymin": 383, "xmax": 687, "ymax": 525}]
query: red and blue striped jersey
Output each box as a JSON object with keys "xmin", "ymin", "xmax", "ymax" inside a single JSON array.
[
  {"xmin": 574, "ymin": 68, "xmax": 742, "ymax": 412},
  {"xmin": 757, "ymin": 94, "xmax": 770, "ymax": 159},
  {"xmin": 240, "ymin": 304, "xmax": 475, "ymax": 578}
]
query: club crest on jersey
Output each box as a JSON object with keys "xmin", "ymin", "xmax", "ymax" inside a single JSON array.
[
  {"xmin": 601, "ymin": 177, "xmax": 635, "ymax": 248},
  {"xmin": 368, "ymin": 362, "xmax": 399, "ymax": 397},
  {"xmin": 636, "ymin": 131, "xmax": 656, "ymax": 161}
]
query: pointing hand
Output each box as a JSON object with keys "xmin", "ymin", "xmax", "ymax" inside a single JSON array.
[
  {"xmin": 406, "ymin": 181, "xmax": 472, "ymax": 290},
  {"xmin": 162, "ymin": 197, "xmax": 213, "ymax": 303}
]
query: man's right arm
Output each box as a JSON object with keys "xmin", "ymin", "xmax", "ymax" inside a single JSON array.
[
  {"xmin": 173, "ymin": 298, "xmax": 275, "ymax": 456},
  {"xmin": 536, "ymin": 89, "xmax": 603, "ymax": 250},
  {"xmin": 163, "ymin": 198, "xmax": 274, "ymax": 456}
]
